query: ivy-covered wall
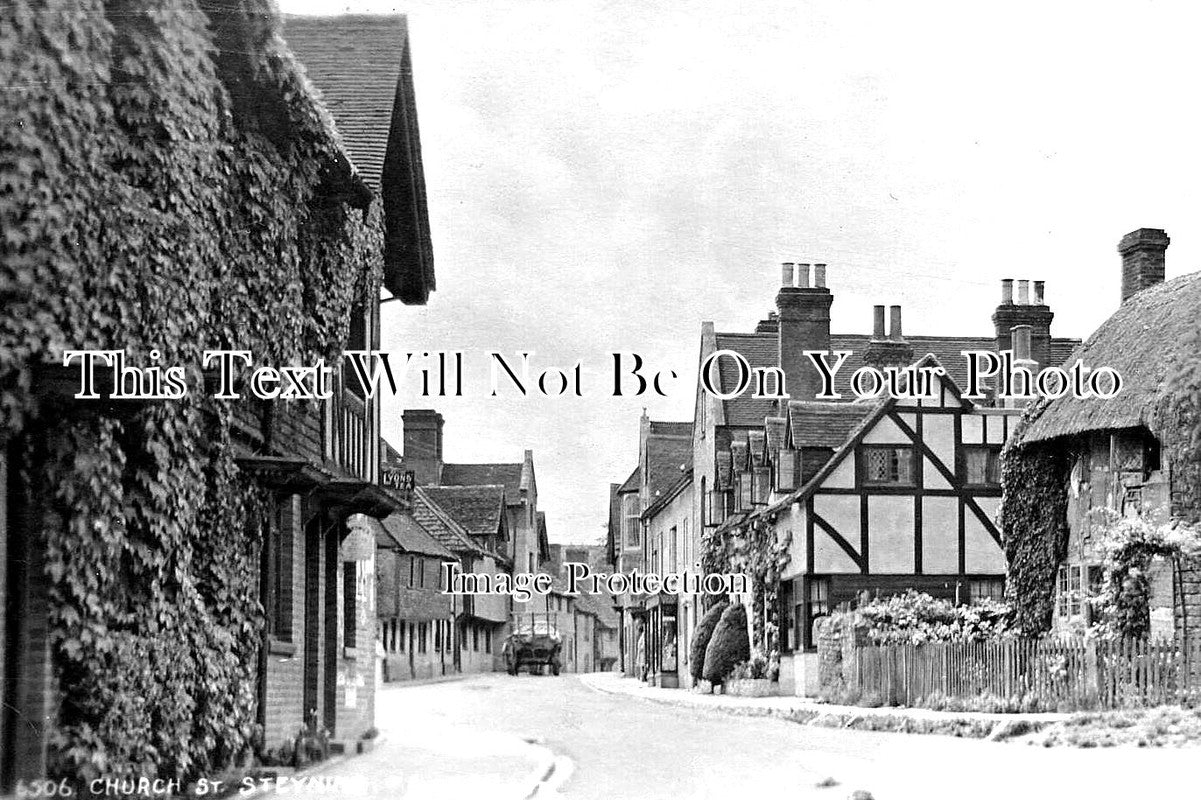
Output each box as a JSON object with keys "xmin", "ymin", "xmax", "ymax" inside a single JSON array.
[{"xmin": 2, "ymin": 0, "xmax": 382, "ymax": 785}]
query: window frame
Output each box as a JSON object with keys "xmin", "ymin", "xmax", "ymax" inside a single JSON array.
[
  {"xmin": 962, "ymin": 444, "xmax": 1003, "ymax": 488},
  {"xmin": 858, "ymin": 445, "xmax": 916, "ymax": 488}
]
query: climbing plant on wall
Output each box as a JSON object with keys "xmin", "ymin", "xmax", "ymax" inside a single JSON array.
[
  {"xmin": 700, "ymin": 515, "xmax": 791, "ymax": 654},
  {"xmin": 1, "ymin": 0, "xmax": 382, "ymax": 786},
  {"xmin": 998, "ymin": 426, "xmax": 1071, "ymax": 636}
]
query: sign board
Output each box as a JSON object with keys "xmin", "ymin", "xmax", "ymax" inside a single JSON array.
[{"xmin": 381, "ymin": 467, "xmax": 415, "ymax": 491}]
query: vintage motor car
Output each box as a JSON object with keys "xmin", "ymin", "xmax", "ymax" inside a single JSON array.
[{"xmin": 502, "ymin": 613, "xmax": 563, "ymax": 675}]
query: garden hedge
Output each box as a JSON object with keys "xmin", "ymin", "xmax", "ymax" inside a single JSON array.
[
  {"xmin": 689, "ymin": 601, "xmax": 727, "ymax": 681},
  {"xmin": 702, "ymin": 603, "xmax": 750, "ymax": 685}
]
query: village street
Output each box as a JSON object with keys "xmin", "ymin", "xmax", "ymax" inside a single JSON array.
[{"xmin": 307, "ymin": 674, "xmax": 1195, "ymax": 800}]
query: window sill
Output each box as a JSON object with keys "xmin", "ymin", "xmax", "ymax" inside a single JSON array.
[{"xmin": 268, "ymin": 638, "xmax": 297, "ymax": 657}]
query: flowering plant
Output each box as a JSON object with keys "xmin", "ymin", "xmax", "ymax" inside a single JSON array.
[{"xmin": 854, "ymin": 590, "xmax": 1013, "ymax": 645}]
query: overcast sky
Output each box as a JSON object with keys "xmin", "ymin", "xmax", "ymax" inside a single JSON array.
[{"xmin": 281, "ymin": 0, "xmax": 1201, "ymax": 546}]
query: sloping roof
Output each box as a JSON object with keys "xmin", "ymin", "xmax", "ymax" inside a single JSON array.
[
  {"xmin": 373, "ymin": 512, "xmax": 454, "ymax": 558},
  {"xmin": 645, "ymin": 437, "xmax": 692, "ymax": 500},
  {"xmin": 441, "ymin": 462, "xmax": 524, "ymax": 500},
  {"xmin": 617, "ymin": 466, "xmax": 641, "ymax": 494},
  {"xmin": 573, "ymin": 589, "xmax": 620, "ymax": 629},
  {"xmin": 537, "ymin": 511, "xmax": 551, "ymax": 561},
  {"xmin": 411, "ymin": 489, "xmax": 483, "ymax": 555},
  {"xmin": 714, "ymin": 332, "xmax": 780, "ymax": 426},
  {"xmin": 1018, "ymin": 271, "xmax": 1201, "ymax": 444},
  {"xmin": 643, "ymin": 469, "xmax": 693, "ymax": 520},
  {"xmin": 787, "ymin": 401, "xmax": 877, "ymax": 448},
  {"xmin": 711, "ymin": 330, "xmax": 1080, "ymax": 423},
  {"xmin": 421, "ymin": 485, "xmax": 507, "ymax": 540},
  {"xmin": 283, "ymin": 14, "xmax": 435, "ymax": 304}
]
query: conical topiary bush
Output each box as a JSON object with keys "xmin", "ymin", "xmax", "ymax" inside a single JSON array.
[
  {"xmin": 702, "ymin": 602, "xmax": 750, "ymax": 685},
  {"xmin": 689, "ymin": 600, "xmax": 728, "ymax": 681}
]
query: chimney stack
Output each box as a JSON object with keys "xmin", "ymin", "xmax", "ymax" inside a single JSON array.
[
  {"xmin": 872, "ymin": 305, "xmax": 886, "ymax": 339},
  {"xmin": 993, "ymin": 279, "xmax": 1053, "ymax": 373},
  {"xmin": 1118, "ymin": 228, "xmax": 1169, "ymax": 303},
  {"xmin": 402, "ymin": 409, "xmax": 445, "ymax": 487},
  {"xmin": 781, "ymin": 262, "xmax": 795, "ymax": 287},
  {"xmin": 1011, "ymin": 324, "xmax": 1033, "ymax": 363},
  {"xmin": 864, "ymin": 303, "xmax": 913, "ymax": 370},
  {"xmin": 776, "ymin": 262, "xmax": 832, "ymax": 401}
]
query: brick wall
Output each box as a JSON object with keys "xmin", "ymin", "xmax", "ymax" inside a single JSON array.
[{"xmin": 262, "ymin": 494, "xmax": 306, "ymax": 750}]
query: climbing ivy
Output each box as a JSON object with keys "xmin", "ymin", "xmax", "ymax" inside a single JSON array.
[
  {"xmin": 998, "ymin": 429, "xmax": 1071, "ymax": 636},
  {"xmin": 701, "ymin": 515, "xmax": 791, "ymax": 654},
  {"xmin": 1, "ymin": 0, "xmax": 382, "ymax": 787}
]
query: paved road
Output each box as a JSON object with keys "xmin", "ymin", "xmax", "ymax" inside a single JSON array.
[{"xmin": 319, "ymin": 673, "xmax": 1193, "ymax": 799}]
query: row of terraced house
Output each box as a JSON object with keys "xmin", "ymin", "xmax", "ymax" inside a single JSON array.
[{"xmin": 610, "ymin": 229, "xmax": 1201, "ymax": 695}]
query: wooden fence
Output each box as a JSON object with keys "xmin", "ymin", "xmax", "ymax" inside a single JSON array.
[{"xmin": 847, "ymin": 637, "xmax": 1201, "ymax": 710}]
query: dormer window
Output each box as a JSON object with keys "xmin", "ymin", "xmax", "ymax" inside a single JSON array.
[{"xmin": 776, "ymin": 449, "xmax": 799, "ymax": 493}]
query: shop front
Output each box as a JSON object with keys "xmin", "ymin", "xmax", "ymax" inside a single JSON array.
[{"xmin": 645, "ymin": 594, "xmax": 679, "ymax": 688}]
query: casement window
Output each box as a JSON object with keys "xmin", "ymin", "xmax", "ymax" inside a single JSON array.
[
  {"xmin": 704, "ymin": 486, "xmax": 732, "ymax": 528},
  {"xmin": 777, "ymin": 580, "xmax": 796, "ymax": 653},
  {"xmin": 1056, "ymin": 565, "xmax": 1105, "ymax": 623},
  {"xmin": 419, "ymin": 558, "xmax": 426, "ymax": 589},
  {"xmin": 738, "ymin": 471, "xmax": 753, "ymax": 510},
  {"xmin": 964, "ymin": 445, "xmax": 1002, "ymax": 487},
  {"xmin": 776, "ymin": 449, "xmax": 800, "ymax": 493},
  {"xmin": 860, "ymin": 446, "xmax": 914, "ymax": 486},
  {"xmin": 485, "ymin": 629, "xmax": 492, "ymax": 654},
  {"xmin": 396, "ymin": 619, "xmax": 405, "ymax": 653},
  {"xmin": 264, "ymin": 496, "xmax": 294, "ymax": 642},
  {"xmin": 968, "ymin": 577, "xmax": 1005, "ymax": 604},
  {"xmin": 752, "ymin": 467, "xmax": 771, "ymax": 505},
  {"xmin": 343, "ymin": 562, "xmax": 357, "ymax": 649},
  {"xmin": 472, "ymin": 624, "xmax": 480, "ymax": 651},
  {"xmin": 623, "ymin": 493, "xmax": 641, "ymax": 548},
  {"xmin": 408, "ymin": 554, "xmax": 416, "ymax": 588}
]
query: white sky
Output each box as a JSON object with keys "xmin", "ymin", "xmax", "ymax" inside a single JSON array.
[{"xmin": 281, "ymin": 0, "xmax": 1201, "ymax": 545}]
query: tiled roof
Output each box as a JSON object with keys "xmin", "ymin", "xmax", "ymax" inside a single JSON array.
[
  {"xmin": 714, "ymin": 332, "xmax": 779, "ymax": 426},
  {"xmin": 712, "ymin": 330, "xmax": 1080, "ymax": 416},
  {"xmin": 421, "ymin": 485, "xmax": 506, "ymax": 540},
  {"xmin": 373, "ymin": 512, "xmax": 454, "ymax": 558},
  {"xmin": 648, "ymin": 420, "xmax": 692, "ymax": 438},
  {"xmin": 410, "ymin": 489, "xmax": 482, "ymax": 555},
  {"xmin": 617, "ymin": 466, "xmax": 640, "ymax": 494},
  {"xmin": 787, "ymin": 401, "xmax": 878, "ymax": 449},
  {"xmin": 645, "ymin": 437, "xmax": 692, "ymax": 500},
  {"xmin": 442, "ymin": 462, "xmax": 524, "ymax": 500},
  {"xmin": 283, "ymin": 14, "xmax": 434, "ymax": 304}
]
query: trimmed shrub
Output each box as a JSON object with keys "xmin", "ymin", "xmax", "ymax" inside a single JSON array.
[
  {"xmin": 689, "ymin": 601, "xmax": 728, "ymax": 681},
  {"xmin": 702, "ymin": 603, "xmax": 750, "ymax": 685}
]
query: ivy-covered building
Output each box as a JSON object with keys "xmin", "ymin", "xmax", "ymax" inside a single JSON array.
[
  {"xmin": 1005, "ymin": 228, "xmax": 1201, "ymax": 642},
  {"xmin": 1, "ymin": 5, "xmax": 433, "ymax": 791}
]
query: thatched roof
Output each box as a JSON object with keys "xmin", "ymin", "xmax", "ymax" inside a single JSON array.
[{"xmin": 1017, "ymin": 271, "xmax": 1201, "ymax": 444}]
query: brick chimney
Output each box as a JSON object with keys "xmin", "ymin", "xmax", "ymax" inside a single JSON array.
[
  {"xmin": 864, "ymin": 304, "xmax": 914, "ymax": 370},
  {"xmin": 402, "ymin": 409, "xmax": 444, "ymax": 486},
  {"xmin": 776, "ymin": 261, "xmax": 832, "ymax": 400},
  {"xmin": 1119, "ymin": 228, "xmax": 1169, "ymax": 303},
  {"xmin": 992, "ymin": 278, "xmax": 1053, "ymax": 372}
]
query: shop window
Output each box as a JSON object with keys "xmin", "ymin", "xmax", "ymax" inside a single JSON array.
[
  {"xmin": 396, "ymin": 619, "xmax": 404, "ymax": 653},
  {"xmin": 472, "ymin": 624, "xmax": 480, "ymax": 652},
  {"xmin": 964, "ymin": 446, "xmax": 1002, "ymax": 487},
  {"xmin": 860, "ymin": 446, "xmax": 914, "ymax": 486}
]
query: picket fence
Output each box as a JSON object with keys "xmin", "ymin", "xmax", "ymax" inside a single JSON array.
[{"xmin": 848, "ymin": 637, "xmax": 1201, "ymax": 710}]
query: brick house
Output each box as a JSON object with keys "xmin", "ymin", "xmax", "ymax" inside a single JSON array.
[
  {"xmin": 1009, "ymin": 229, "xmax": 1201, "ymax": 641},
  {"xmin": 1, "ymin": 8, "xmax": 434, "ymax": 789}
]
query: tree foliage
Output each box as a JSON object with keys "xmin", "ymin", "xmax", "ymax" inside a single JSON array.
[{"xmin": 688, "ymin": 601, "xmax": 727, "ymax": 681}]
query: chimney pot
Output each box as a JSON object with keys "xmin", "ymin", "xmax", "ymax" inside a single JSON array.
[
  {"xmin": 813, "ymin": 263, "xmax": 827, "ymax": 288},
  {"xmin": 797, "ymin": 263, "xmax": 811, "ymax": 288},
  {"xmin": 1016, "ymin": 280, "xmax": 1030, "ymax": 305},
  {"xmin": 872, "ymin": 305, "xmax": 886, "ymax": 338},
  {"xmin": 1033, "ymin": 280, "xmax": 1045, "ymax": 305},
  {"xmin": 781, "ymin": 262, "xmax": 795, "ymax": 287},
  {"xmin": 888, "ymin": 305, "xmax": 903, "ymax": 340},
  {"xmin": 1001, "ymin": 278, "xmax": 1014, "ymax": 305},
  {"xmin": 1011, "ymin": 324, "xmax": 1033, "ymax": 363}
]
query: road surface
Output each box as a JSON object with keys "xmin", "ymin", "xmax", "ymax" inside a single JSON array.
[{"xmin": 313, "ymin": 673, "xmax": 1193, "ymax": 799}]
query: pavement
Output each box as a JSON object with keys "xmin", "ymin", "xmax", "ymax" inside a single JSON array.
[{"xmin": 578, "ymin": 671, "xmax": 1070, "ymax": 738}]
